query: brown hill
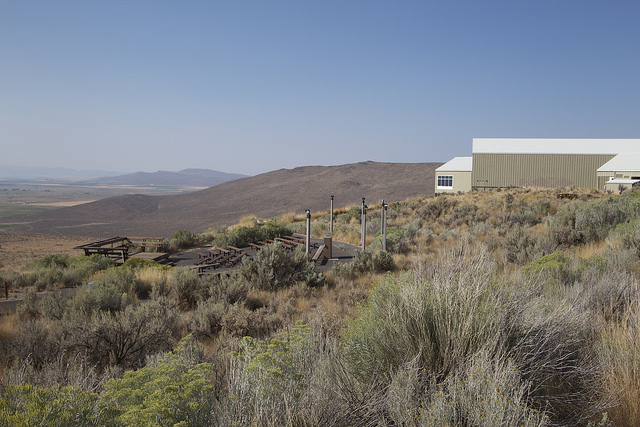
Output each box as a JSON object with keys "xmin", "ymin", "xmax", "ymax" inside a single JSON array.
[{"xmin": 4, "ymin": 161, "xmax": 441, "ymax": 237}]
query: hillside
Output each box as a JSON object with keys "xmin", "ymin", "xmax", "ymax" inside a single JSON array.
[{"xmin": 3, "ymin": 161, "xmax": 440, "ymax": 237}]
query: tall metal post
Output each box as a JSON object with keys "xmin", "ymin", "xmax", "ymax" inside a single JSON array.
[
  {"xmin": 361, "ymin": 198, "xmax": 367, "ymax": 250},
  {"xmin": 380, "ymin": 199, "xmax": 384, "ymax": 234},
  {"xmin": 330, "ymin": 195, "xmax": 334, "ymax": 235},
  {"xmin": 305, "ymin": 209, "xmax": 311, "ymax": 254},
  {"xmin": 382, "ymin": 203, "xmax": 388, "ymax": 252}
]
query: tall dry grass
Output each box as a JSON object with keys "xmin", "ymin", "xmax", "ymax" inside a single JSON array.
[
  {"xmin": 0, "ymin": 314, "xmax": 20, "ymax": 377},
  {"xmin": 598, "ymin": 298, "xmax": 640, "ymax": 425},
  {"xmin": 135, "ymin": 266, "xmax": 170, "ymax": 289}
]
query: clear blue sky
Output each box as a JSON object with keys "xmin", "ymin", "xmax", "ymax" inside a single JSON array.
[{"xmin": 1, "ymin": 1, "xmax": 639, "ymax": 176}]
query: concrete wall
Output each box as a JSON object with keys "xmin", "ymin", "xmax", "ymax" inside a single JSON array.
[{"xmin": 472, "ymin": 153, "xmax": 615, "ymax": 190}]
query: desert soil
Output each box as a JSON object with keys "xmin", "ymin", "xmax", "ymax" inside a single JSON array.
[{"xmin": 0, "ymin": 231, "xmax": 95, "ymax": 272}]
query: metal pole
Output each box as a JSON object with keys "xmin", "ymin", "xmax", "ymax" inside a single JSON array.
[
  {"xmin": 382, "ymin": 203, "xmax": 388, "ymax": 252},
  {"xmin": 361, "ymin": 198, "xmax": 365, "ymax": 249},
  {"xmin": 362, "ymin": 197, "xmax": 367, "ymax": 251},
  {"xmin": 330, "ymin": 195, "xmax": 334, "ymax": 235},
  {"xmin": 380, "ymin": 199, "xmax": 384, "ymax": 234},
  {"xmin": 305, "ymin": 209, "xmax": 311, "ymax": 254}
]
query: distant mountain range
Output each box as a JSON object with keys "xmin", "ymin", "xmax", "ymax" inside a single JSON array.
[
  {"xmin": 0, "ymin": 166, "xmax": 249, "ymax": 187},
  {"xmin": 0, "ymin": 165, "xmax": 122, "ymax": 180},
  {"xmin": 82, "ymin": 169, "xmax": 249, "ymax": 187}
]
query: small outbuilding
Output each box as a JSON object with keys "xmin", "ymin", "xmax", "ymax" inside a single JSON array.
[
  {"xmin": 596, "ymin": 153, "xmax": 640, "ymax": 186},
  {"xmin": 435, "ymin": 157, "xmax": 472, "ymax": 194},
  {"xmin": 604, "ymin": 178, "xmax": 640, "ymax": 194}
]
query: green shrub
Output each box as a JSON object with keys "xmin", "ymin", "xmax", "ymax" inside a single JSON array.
[
  {"xmin": 226, "ymin": 323, "xmax": 315, "ymax": 425},
  {"xmin": 11, "ymin": 319, "xmax": 62, "ymax": 369},
  {"xmin": 447, "ymin": 202, "xmax": 489, "ymax": 227},
  {"xmin": 522, "ymin": 251, "xmax": 575, "ymax": 287},
  {"xmin": 371, "ymin": 226, "xmax": 415, "ymax": 254},
  {"xmin": 612, "ymin": 218, "xmax": 640, "ymax": 256},
  {"xmin": 69, "ymin": 281, "xmax": 131, "ymax": 316},
  {"xmin": 28, "ymin": 254, "xmax": 70, "ymax": 270},
  {"xmin": 531, "ymin": 197, "xmax": 552, "ymax": 217},
  {"xmin": 207, "ymin": 273, "xmax": 249, "ymax": 305},
  {"xmin": 189, "ymin": 299, "xmax": 226, "ymax": 339},
  {"xmin": 337, "ymin": 206, "xmax": 362, "ymax": 223},
  {"xmin": 579, "ymin": 269, "xmax": 639, "ymax": 323},
  {"xmin": 548, "ymin": 201, "xmax": 584, "ymax": 246},
  {"xmin": 416, "ymin": 352, "xmax": 549, "ymax": 426},
  {"xmin": 503, "ymin": 226, "xmax": 540, "ymax": 264},
  {"xmin": 16, "ymin": 287, "xmax": 40, "ymax": 321},
  {"xmin": 0, "ymin": 384, "xmax": 99, "ymax": 426},
  {"xmin": 20, "ymin": 254, "xmax": 116, "ymax": 291},
  {"xmin": 215, "ymin": 221, "xmax": 293, "ymax": 248},
  {"xmin": 373, "ymin": 250, "xmax": 394, "ymax": 272},
  {"xmin": 575, "ymin": 200, "xmax": 626, "ymax": 242},
  {"xmin": 40, "ymin": 292, "xmax": 67, "ymax": 321},
  {"xmin": 341, "ymin": 259, "xmax": 513, "ymax": 385},
  {"xmin": 121, "ymin": 257, "xmax": 169, "ymax": 271},
  {"xmin": 100, "ymin": 265, "xmax": 154, "ymax": 300},
  {"xmin": 61, "ymin": 255, "xmax": 116, "ymax": 287},
  {"xmin": 168, "ymin": 229, "xmax": 200, "ymax": 251},
  {"xmin": 550, "ymin": 196, "xmax": 640, "ymax": 247},
  {"xmin": 602, "ymin": 246, "xmax": 638, "ymax": 273},
  {"xmin": 334, "ymin": 249, "xmax": 395, "ymax": 279},
  {"xmin": 240, "ymin": 243, "xmax": 324, "ymax": 291},
  {"xmin": 341, "ymin": 246, "xmax": 604, "ymax": 425},
  {"xmin": 99, "ymin": 334, "xmax": 215, "ymax": 426},
  {"xmin": 419, "ymin": 196, "xmax": 457, "ymax": 222},
  {"xmin": 169, "ymin": 267, "xmax": 209, "ymax": 310}
]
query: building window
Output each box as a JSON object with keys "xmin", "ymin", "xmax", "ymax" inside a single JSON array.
[{"xmin": 437, "ymin": 175, "xmax": 453, "ymax": 188}]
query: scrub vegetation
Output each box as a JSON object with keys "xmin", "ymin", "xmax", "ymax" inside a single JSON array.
[{"xmin": 1, "ymin": 187, "xmax": 640, "ymax": 425}]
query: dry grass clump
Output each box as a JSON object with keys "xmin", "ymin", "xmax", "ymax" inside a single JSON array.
[
  {"xmin": 237, "ymin": 215, "xmax": 259, "ymax": 226},
  {"xmin": 135, "ymin": 266, "xmax": 169, "ymax": 288},
  {"xmin": 278, "ymin": 211, "xmax": 297, "ymax": 223},
  {"xmin": 598, "ymin": 300, "xmax": 640, "ymax": 425},
  {"xmin": 0, "ymin": 314, "xmax": 20, "ymax": 377}
]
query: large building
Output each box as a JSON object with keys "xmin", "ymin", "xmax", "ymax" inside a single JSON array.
[{"xmin": 436, "ymin": 138, "xmax": 640, "ymax": 194}]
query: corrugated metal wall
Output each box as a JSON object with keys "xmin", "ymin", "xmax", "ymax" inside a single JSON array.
[{"xmin": 472, "ymin": 154, "xmax": 615, "ymax": 189}]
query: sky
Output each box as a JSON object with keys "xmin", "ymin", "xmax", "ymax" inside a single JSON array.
[{"xmin": 1, "ymin": 1, "xmax": 639, "ymax": 176}]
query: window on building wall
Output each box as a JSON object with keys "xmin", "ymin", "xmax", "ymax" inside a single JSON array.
[{"xmin": 437, "ymin": 175, "xmax": 453, "ymax": 188}]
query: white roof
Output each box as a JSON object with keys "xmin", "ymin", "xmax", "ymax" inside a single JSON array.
[
  {"xmin": 436, "ymin": 156, "xmax": 473, "ymax": 172},
  {"xmin": 597, "ymin": 153, "xmax": 640, "ymax": 172},
  {"xmin": 606, "ymin": 179, "xmax": 640, "ymax": 184},
  {"xmin": 473, "ymin": 138, "xmax": 640, "ymax": 155}
]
